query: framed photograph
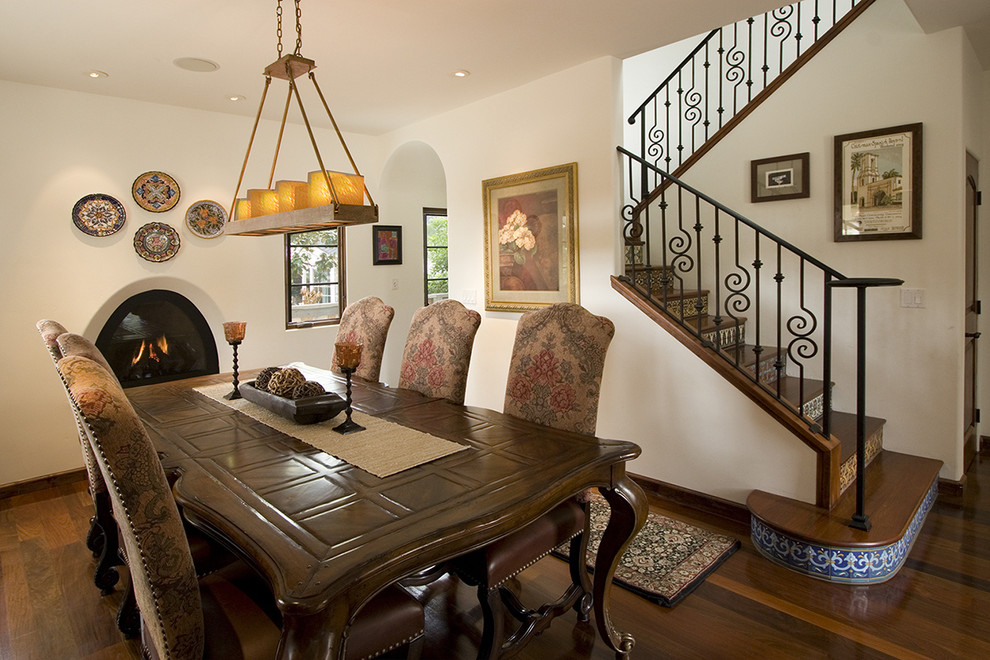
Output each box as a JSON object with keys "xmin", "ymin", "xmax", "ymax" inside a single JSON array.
[
  {"xmin": 372, "ymin": 225, "xmax": 402, "ymax": 265},
  {"xmin": 751, "ymin": 152, "xmax": 809, "ymax": 202},
  {"xmin": 834, "ymin": 123, "xmax": 922, "ymax": 242},
  {"xmin": 483, "ymin": 163, "xmax": 579, "ymax": 312}
]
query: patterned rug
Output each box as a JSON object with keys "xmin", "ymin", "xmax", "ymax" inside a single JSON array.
[{"xmin": 555, "ymin": 494, "xmax": 739, "ymax": 607}]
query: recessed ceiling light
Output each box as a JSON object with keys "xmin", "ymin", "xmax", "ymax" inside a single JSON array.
[
  {"xmin": 452, "ymin": 70, "xmax": 471, "ymax": 78},
  {"xmin": 88, "ymin": 70, "xmax": 109, "ymax": 79},
  {"xmin": 228, "ymin": 95, "xmax": 246, "ymax": 102},
  {"xmin": 174, "ymin": 57, "xmax": 220, "ymax": 73}
]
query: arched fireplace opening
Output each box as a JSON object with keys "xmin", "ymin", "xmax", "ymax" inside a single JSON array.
[{"xmin": 95, "ymin": 289, "xmax": 219, "ymax": 388}]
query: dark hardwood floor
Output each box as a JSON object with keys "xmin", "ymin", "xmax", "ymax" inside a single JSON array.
[{"xmin": 2, "ymin": 453, "xmax": 988, "ymax": 659}]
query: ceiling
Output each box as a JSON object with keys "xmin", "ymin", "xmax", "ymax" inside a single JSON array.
[{"xmin": 0, "ymin": 0, "xmax": 986, "ymax": 136}]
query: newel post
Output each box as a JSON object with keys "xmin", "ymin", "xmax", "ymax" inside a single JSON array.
[{"xmin": 826, "ymin": 277, "xmax": 903, "ymax": 531}]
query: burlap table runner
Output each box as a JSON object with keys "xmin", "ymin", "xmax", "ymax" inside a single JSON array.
[{"xmin": 194, "ymin": 382, "xmax": 466, "ymax": 478}]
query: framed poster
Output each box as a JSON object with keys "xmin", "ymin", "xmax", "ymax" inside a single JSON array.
[
  {"xmin": 751, "ymin": 152, "xmax": 809, "ymax": 202},
  {"xmin": 372, "ymin": 225, "xmax": 402, "ymax": 265},
  {"xmin": 482, "ymin": 163, "xmax": 579, "ymax": 312},
  {"xmin": 834, "ymin": 123, "xmax": 922, "ymax": 241}
]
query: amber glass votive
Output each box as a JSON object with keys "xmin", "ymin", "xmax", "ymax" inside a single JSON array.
[
  {"xmin": 334, "ymin": 341, "xmax": 363, "ymax": 370},
  {"xmin": 223, "ymin": 321, "xmax": 246, "ymax": 343}
]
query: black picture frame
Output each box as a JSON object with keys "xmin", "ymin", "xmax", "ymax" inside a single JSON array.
[
  {"xmin": 834, "ymin": 123, "xmax": 923, "ymax": 242},
  {"xmin": 372, "ymin": 225, "xmax": 402, "ymax": 265},
  {"xmin": 751, "ymin": 152, "xmax": 810, "ymax": 203}
]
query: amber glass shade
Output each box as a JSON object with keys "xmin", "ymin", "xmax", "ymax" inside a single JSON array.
[{"xmin": 334, "ymin": 341, "xmax": 363, "ymax": 369}]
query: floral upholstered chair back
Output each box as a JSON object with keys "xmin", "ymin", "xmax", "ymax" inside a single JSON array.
[
  {"xmin": 398, "ymin": 299, "xmax": 482, "ymax": 404},
  {"xmin": 331, "ymin": 296, "xmax": 395, "ymax": 382},
  {"xmin": 503, "ymin": 303, "xmax": 615, "ymax": 435},
  {"xmin": 36, "ymin": 319, "xmax": 68, "ymax": 361},
  {"xmin": 60, "ymin": 354, "xmax": 205, "ymax": 660},
  {"xmin": 35, "ymin": 321, "xmax": 110, "ymax": 512}
]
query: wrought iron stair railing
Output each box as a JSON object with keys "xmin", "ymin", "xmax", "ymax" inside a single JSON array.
[
  {"xmin": 619, "ymin": 146, "xmax": 843, "ymax": 441},
  {"xmin": 617, "ymin": 147, "xmax": 900, "ymax": 515},
  {"xmin": 629, "ymin": 0, "xmax": 875, "ymax": 183}
]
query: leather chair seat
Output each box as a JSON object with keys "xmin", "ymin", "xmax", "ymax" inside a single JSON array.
[
  {"xmin": 148, "ymin": 560, "xmax": 424, "ymax": 660},
  {"xmin": 455, "ymin": 499, "xmax": 585, "ymax": 587}
]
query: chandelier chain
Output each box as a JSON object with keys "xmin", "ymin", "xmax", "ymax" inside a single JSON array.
[
  {"xmin": 275, "ymin": 0, "xmax": 284, "ymax": 57},
  {"xmin": 294, "ymin": 0, "xmax": 303, "ymax": 55}
]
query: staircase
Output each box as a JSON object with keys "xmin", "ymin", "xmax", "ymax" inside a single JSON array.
[{"xmin": 616, "ymin": 0, "xmax": 942, "ymax": 584}]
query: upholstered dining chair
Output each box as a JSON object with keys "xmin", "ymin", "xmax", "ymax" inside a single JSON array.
[
  {"xmin": 60, "ymin": 353, "xmax": 425, "ymax": 660},
  {"xmin": 450, "ymin": 303, "xmax": 615, "ymax": 660},
  {"xmin": 40, "ymin": 324, "xmax": 234, "ymax": 637},
  {"xmin": 36, "ymin": 320, "xmax": 121, "ymax": 594},
  {"xmin": 398, "ymin": 300, "xmax": 481, "ymax": 405},
  {"xmin": 332, "ymin": 296, "xmax": 395, "ymax": 382}
]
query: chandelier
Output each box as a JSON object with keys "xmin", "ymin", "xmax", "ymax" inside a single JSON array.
[{"xmin": 226, "ymin": 0, "xmax": 378, "ymax": 236}]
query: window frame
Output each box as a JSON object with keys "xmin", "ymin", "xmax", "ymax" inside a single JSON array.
[
  {"xmin": 422, "ymin": 207, "xmax": 449, "ymax": 306},
  {"xmin": 284, "ymin": 227, "xmax": 347, "ymax": 329}
]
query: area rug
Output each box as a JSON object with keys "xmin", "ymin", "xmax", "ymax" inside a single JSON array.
[{"xmin": 555, "ymin": 493, "xmax": 739, "ymax": 607}]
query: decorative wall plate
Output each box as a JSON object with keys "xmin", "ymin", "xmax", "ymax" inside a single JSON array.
[
  {"xmin": 72, "ymin": 193, "xmax": 126, "ymax": 236},
  {"xmin": 134, "ymin": 222, "xmax": 180, "ymax": 262},
  {"xmin": 185, "ymin": 200, "xmax": 227, "ymax": 238},
  {"xmin": 132, "ymin": 171, "xmax": 180, "ymax": 212}
]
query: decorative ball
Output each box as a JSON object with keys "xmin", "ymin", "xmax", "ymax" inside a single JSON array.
[
  {"xmin": 254, "ymin": 366, "xmax": 281, "ymax": 391},
  {"xmin": 266, "ymin": 368, "xmax": 305, "ymax": 397},
  {"xmin": 291, "ymin": 380, "xmax": 325, "ymax": 400}
]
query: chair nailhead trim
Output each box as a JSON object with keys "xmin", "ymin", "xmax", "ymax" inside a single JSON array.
[
  {"xmin": 491, "ymin": 531, "xmax": 582, "ymax": 588},
  {"xmin": 356, "ymin": 629, "xmax": 424, "ymax": 660}
]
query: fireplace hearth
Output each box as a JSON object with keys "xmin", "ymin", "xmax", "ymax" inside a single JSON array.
[{"xmin": 96, "ymin": 290, "xmax": 219, "ymax": 388}]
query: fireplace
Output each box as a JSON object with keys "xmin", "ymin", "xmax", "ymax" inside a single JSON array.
[{"xmin": 95, "ymin": 289, "xmax": 219, "ymax": 388}]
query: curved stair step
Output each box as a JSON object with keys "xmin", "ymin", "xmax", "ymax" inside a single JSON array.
[{"xmin": 747, "ymin": 451, "xmax": 941, "ymax": 584}]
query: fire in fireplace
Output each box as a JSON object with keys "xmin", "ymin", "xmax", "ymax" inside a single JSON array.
[{"xmin": 96, "ymin": 290, "xmax": 219, "ymax": 388}]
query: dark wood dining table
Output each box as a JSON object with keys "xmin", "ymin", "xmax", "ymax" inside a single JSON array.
[{"xmin": 126, "ymin": 370, "xmax": 647, "ymax": 660}]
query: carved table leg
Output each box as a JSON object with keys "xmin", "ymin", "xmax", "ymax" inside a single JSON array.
[
  {"xmin": 594, "ymin": 476, "xmax": 648, "ymax": 659},
  {"xmin": 278, "ymin": 609, "xmax": 347, "ymax": 660}
]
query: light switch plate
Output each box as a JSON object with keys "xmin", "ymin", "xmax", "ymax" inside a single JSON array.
[{"xmin": 900, "ymin": 288, "xmax": 925, "ymax": 308}]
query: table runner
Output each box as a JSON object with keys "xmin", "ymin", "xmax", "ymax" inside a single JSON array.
[{"xmin": 194, "ymin": 382, "xmax": 467, "ymax": 478}]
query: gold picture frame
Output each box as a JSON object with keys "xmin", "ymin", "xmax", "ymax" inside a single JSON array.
[{"xmin": 483, "ymin": 163, "xmax": 579, "ymax": 312}]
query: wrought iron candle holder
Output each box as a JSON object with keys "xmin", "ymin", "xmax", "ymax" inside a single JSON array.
[
  {"xmin": 333, "ymin": 341, "xmax": 364, "ymax": 434},
  {"xmin": 222, "ymin": 321, "xmax": 246, "ymax": 400}
]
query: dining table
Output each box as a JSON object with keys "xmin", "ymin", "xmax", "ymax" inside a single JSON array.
[{"xmin": 126, "ymin": 368, "xmax": 647, "ymax": 660}]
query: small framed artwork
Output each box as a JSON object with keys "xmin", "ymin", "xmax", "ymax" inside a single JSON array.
[
  {"xmin": 372, "ymin": 225, "xmax": 402, "ymax": 265},
  {"xmin": 483, "ymin": 162, "xmax": 579, "ymax": 312},
  {"xmin": 834, "ymin": 123, "xmax": 922, "ymax": 242},
  {"xmin": 751, "ymin": 152, "xmax": 809, "ymax": 203}
]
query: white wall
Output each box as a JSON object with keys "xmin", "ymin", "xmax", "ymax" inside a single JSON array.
[
  {"xmin": 623, "ymin": 0, "xmax": 983, "ymax": 481},
  {"xmin": 370, "ymin": 141, "xmax": 447, "ymax": 385},
  {"xmin": 0, "ymin": 80, "xmax": 383, "ymax": 485}
]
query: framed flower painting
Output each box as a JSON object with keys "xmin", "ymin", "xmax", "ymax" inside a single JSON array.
[{"xmin": 482, "ymin": 163, "xmax": 579, "ymax": 312}]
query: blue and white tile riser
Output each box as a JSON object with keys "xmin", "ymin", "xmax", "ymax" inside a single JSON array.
[{"xmin": 750, "ymin": 480, "xmax": 938, "ymax": 584}]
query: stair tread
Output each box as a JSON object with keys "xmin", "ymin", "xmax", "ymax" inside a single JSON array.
[
  {"xmin": 717, "ymin": 344, "xmax": 784, "ymax": 367},
  {"xmin": 748, "ymin": 451, "xmax": 942, "ymax": 548},
  {"xmin": 771, "ymin": 375, "xmax": 825, "ymax": 405},
  {"xmin": 685, "ymin": 314, "xmax": 745, "ymax": 332},
  {"xmin": 648, "ymin": 288, "xmax": 709, "ymax": 300},
  {"xmin": 830, "ymin": 410, "xmax": 886, "ymax": 463}
]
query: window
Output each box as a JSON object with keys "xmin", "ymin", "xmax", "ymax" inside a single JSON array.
[
  {"xmin": 423, "ymin": 208, "xmax": 448, "ymax": 305},
  {"xmin": 286, "ymin": 228, "xmax": 344, "ymax": 327}
]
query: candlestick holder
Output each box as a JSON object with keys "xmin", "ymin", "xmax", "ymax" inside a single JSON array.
[
  {"xmin": 222, "ymin": 321, "xmax": 246, "ymax": 400},
  {"xmin": 333, "ymin": 341, "xmax": 364, "ymax": 434},
  {"xmin": 332, "ymin": 365, "xmax": 365, "ymax": 434}
]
